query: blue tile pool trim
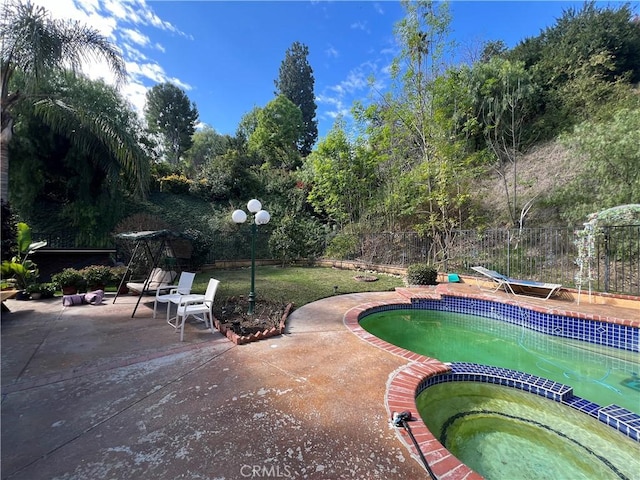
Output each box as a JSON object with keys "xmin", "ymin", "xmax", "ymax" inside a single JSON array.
[
  {"xmin": 362, "ymin": 296, "xmax": 639, "ymax": 352},
  {"xmin": 415, "ymin": 362, "xmax": 640, "ymax": 443}
]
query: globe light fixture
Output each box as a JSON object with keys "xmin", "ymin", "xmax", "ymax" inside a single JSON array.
[{"xmin": 231, "ymin": 199, "xmax": 271, "ymax": 314}]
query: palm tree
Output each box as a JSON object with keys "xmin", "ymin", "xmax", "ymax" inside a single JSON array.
[{"xmin": 1, "ymin": 0, "xmax": 127, "ymax": 203}]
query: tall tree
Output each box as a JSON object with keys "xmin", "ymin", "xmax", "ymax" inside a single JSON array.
[
  {"xmin": 248, "ymin": 95, "xmax": 303, "ymax": 170},
  {"xmin": 303, "ymin": 119, "xmax": 378, "ymax": 228},
  {"xmin": 144, "ymin": 83, "xmax": 199, "ymax": 165},
  {"xmin": 0, "ymin": 0, "xmax": 126, "ymax": 203},
  {"xmin": 469, "ymin": 58, "xmax": 536, "ymax": 228},
  {"xmin": 184, "ymin": 125, "xmax": 231, "ymax": 175},
  {"xmin": 274, "ymin": 41, "xmax": 318, "ymax": 157},
  {"xmin": 8, "ymin": 73, "xmax": 150, "ymax": 244}
]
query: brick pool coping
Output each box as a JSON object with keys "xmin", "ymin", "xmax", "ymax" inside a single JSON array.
[{"xmin": 343, "ymin": 285, "xmax": 640, "ymax": 479}]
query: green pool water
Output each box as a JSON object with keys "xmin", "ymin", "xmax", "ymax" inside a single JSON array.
[
  {"xmin": 360, "ymin": 309, "xmax": 640, "ymax": 414},
  {"xmin": 416, "ymin": 382, "xmax": 640, "ymax": 480}
]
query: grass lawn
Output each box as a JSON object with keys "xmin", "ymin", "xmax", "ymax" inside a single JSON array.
[{"xmin": 192, "ymin": 265, "xmax": 405, "ymax": 308}]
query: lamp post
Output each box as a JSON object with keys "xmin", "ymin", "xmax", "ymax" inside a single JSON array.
[{"xmin": 232, "ymin": 199, "xmax": 270, "ymax": 315}]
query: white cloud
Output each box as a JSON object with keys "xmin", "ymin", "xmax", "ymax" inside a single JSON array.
[
  {"xmin": 28, "ymin": 0, "xmax": 192, "ymax": 119},
  {"xmin": 350, "ymin": 21, "xmax": 368, "ymax": 31},
  {"xmin": 316, "ymin": 55, "xmax": 392, "ymax": 131},
  {"xmin": 120, "ymin": 27, "xmax": 150, "ymax": 48},
  {"xmin": 325, "ymin": 46, "xmax": 339, "ymax": 58}
]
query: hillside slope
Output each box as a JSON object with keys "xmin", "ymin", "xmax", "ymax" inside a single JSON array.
[{"xmin": 474, "ymin": 140, "xmax": 584, "ymax": 228}]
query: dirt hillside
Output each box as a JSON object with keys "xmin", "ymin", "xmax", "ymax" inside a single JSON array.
[{"xmin": 474, "ymin": 140, "xmax": 584, "ymax": 227}]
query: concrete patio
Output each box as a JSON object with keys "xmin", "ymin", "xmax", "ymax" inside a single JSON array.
[
  {"xmin": 2, "ymin": 290, "xmax": 428, "ymax": 479},
  {"xmin": 1, "ymin": 285, "xmax": 638, "ymax": 479}
]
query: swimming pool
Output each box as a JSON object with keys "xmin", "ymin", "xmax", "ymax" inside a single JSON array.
[
  {"xmin": 360, "ymin": 308, "xmax": 639, "ymax": 414},
  {"xmin": 344, "ymin": 290, "xmax": 640, "ymax": 478}
]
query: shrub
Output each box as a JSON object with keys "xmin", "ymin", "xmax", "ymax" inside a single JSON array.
[
  {"xmin": 26, "ymin": 282, "xmax": 56, "ymax": 298},
  {"xmin": 25, "ymin": 283, "xmax": 42, "ymax": 295},
  {"xmin": 39, "ymin": 283, "xmax": 57, "ymax": 298},
  {"xmin": 406, "ymin": 264, "xmax": 438, "ymax": 285},
  {"xmin": 80, "ymin": 265, "xmax": 112, "ymax": 289},
  {"xmin": 109, "ymin": 265, "xmax": 128, "ymax": 285},
  {"xmin": 325, "ymin": 233, "xmax": 358, "ymax": 260},
  {"xmin": 159, "ymin": 174, "xmax": 192, "ymax": 194},
  {"xmin": 52, "ymin": 268, "xmax": 85, "ymax": 289}
]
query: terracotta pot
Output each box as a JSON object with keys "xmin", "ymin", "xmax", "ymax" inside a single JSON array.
[{"xmin": 62, "ymin": 286, "xmax": 78, "ymax": 295}]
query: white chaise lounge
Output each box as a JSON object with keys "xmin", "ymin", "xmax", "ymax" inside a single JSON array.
[{"xmin": 471, "ymin": 266, "xmax": 563, "ymax": 300}]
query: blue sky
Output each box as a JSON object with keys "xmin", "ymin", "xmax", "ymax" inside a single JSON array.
[{"xmin": 38, "ymin": 0, "xmax": 631, "ymax": 141}]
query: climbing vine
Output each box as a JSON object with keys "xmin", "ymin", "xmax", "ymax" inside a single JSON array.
[{"xmin": 573, "ymin": 204, "xmax": 640, "ymax": 298}]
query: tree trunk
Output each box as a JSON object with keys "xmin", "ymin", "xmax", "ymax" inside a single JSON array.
[{"xmin": 1, "ymin": 121, "xmax": 12, "ymax": 203}]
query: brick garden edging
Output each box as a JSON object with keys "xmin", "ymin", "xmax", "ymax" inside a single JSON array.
[{"xmin": 213, "ymin": 302, "xmax": 294, "ymax": 345}]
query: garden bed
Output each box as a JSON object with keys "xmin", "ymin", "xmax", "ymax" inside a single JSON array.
[{"xmin": 213, "ymin": 296, "xmax": 293, "ymax": 345}]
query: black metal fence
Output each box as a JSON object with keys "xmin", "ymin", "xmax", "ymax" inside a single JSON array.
[
  {"xmin": 314, "ymin": 226, "xmax": 639, "ymax": 296},
  {"xmin": 34, "ymin": 225, "xmax": 640, "ymax": 296}
]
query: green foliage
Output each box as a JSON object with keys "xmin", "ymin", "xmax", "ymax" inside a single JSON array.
[
  {"xmin": 274, "ymin": 41, "xmax": 318, "ymax": 156},
  {"xmin": 109, "ymin": 265, "xmax": 128, "ymax": 285},
  {"xmin": 159, "ymin": 174, "xmax": 192, "ymax": 194},
  {"xmin": 1, "ymin": 201, "xmax": 18, "ymax": 262},
  {"xmin": 151, "ymin": 161, "xmax": 178, "ymax": 178},
  {"xmin": 235, "ymin": 107, "xmax": 261, "ymax": 147},
  {"xmin": 406, "ymin": 263, "xmax": 438, "ymax": 285},
  {"xmin": 468, "ymin": 58, "xmax": 537, "ymax": 226},
  {"xmin": 554, "ymin": 107, "xmax": 640, "ymax": 224},
  {"xmin": 574, "ymin": 205, "xmax": 640, "ymax": 291},
  {"xmin": 508, "ymin": 1, "xmax": 640, "ymax": 133},
  {"xmin": 4, "ymin": 0, "xmax": 640, "ymax": 254},
  {"xmin": 183, "ymin": 228, "xmax": 214, "ymax": 269},
  {"xmin": 144, "ymin": 82, "xmax": 199, "ymax": 164},
  {"xmin": 51, "ymin": 268, "xmax": 85, "ymax": 289},
  {"xmin": 19, "ymin": 75, "xmax": 148, "ymax": 201},
  {"xmin": 303, "ymin": 121, "xmax": 378, "ymax": 228},
  {"xmin": 184, "ymin": 126, "xmax": 232, "ymax": 175},
  {"xmin": 0, "ymin": 222, "xmax": 46, "ymax": 290},
  {"xmin": 248, "ymin": 95, "xmax": 304, "ymax": 170},
  {"xmin": 26, "ymin": 282, "xmax": 56, "ymax": 298},
  {"xmin": 80, "ymin": 265, "xmax": 112, "ymax": 288},
  {"xmin": 40, "ymin": 282, "xmax": 57, "ymax": 298},
  {"xmin": 268, "ymin": 213, "xmax": 326, "ymax": 265},
  {"xmin": 192, "ymin": 149, "xmax": 258, "ymax": 201},
  {"xmin": 0, "ymin": 0, "xmax": 127, "ymax": 205},
  {"xmin": 8, "ymin": 72, "xmax": 149, "ymax": 241},
  {"xmin": 325, "ymin": 233, "xmax": 358, "ymax": 260}
]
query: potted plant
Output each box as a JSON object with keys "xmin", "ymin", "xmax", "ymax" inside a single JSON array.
[
  {"xmin": 52, "ymin": 268, "xmax": 85, "ymax": 295},
  {"xmin": 81, "ymin": 265, "xmax": 111, "ymax": 291},
  {"xmin": 25, "ymin": 283, "xmax": 43, "ymax": 299},
  {"xmin": 39, "ymin": 282, "xmax": 57, "ymax": 299},
  {"xmin": 109, "ymin": 265, "xmax": 129, "ymax": 293}
]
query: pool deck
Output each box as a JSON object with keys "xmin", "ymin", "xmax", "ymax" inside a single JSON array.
[{"xmin": 1, "ymin": 284, "xmax": 638, "ymax": 479}]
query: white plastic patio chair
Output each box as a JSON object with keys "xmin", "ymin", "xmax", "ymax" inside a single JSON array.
[
  {"xmin": 173, "ymin": 278, "xmax": 220, "ymax": 341},
  {"xmin": 153, "ymin": 271, "xmax": 196, "ymax": 319}
]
